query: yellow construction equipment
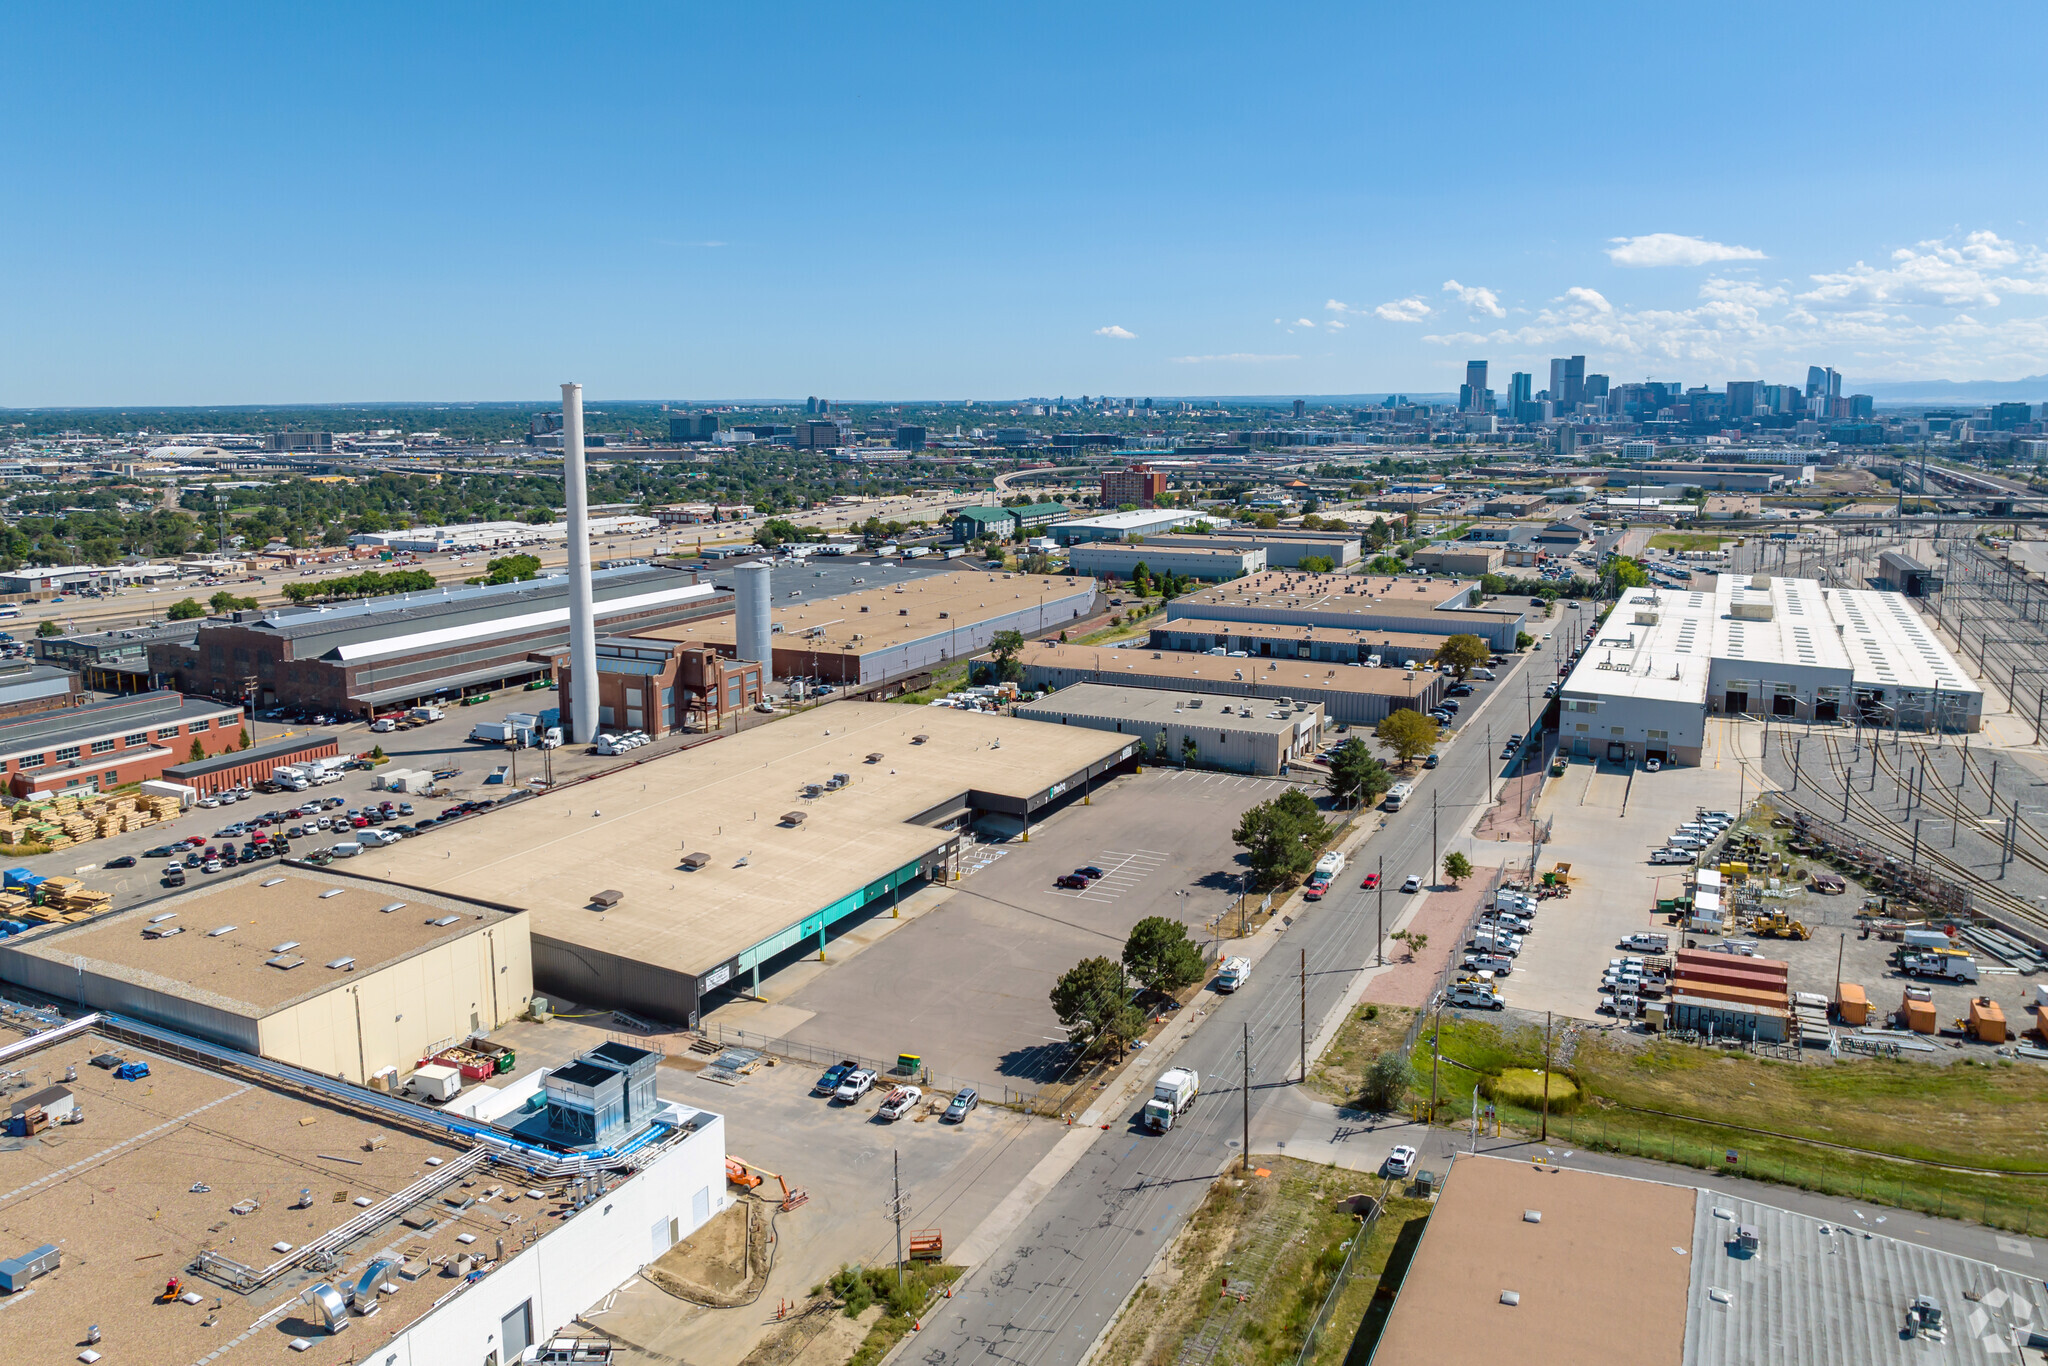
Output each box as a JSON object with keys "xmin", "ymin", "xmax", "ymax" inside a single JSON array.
[
  {"xmin": 1749, "ymin": 911, "xmax": 1811, "ymax": 940},
  {"xmin": 725, "ymin": 1156, "xmax": 809, "ymax": 1211}
]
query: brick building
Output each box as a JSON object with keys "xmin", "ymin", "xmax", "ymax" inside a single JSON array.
[
  {"xmin": 0, "ymin": 662, "xmax": 85, "ymax": 720},
  {"xmin": 0, "ymin": 691, "xmax": 245, "ymax": 798},
  {"xmin": 149, "ymin": 566, "xmax": 733, "ymax": 719},
  {"xmin": 1099, "ymin": 464, "xmax": 1168, "ymax": 507},
  {"xmin": 558, "ymin": 638, "xmax": 766, "ymax": 736},
  {"xmin": 160, "ymin": 733, "xmax": 341, "ymax": 796}
]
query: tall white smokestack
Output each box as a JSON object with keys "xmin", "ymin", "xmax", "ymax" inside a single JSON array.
[
  {"xmin": 734, "ymin": 562, "xmax": 773, "ymax": 673},
  {"xmin": 562, "ymin": 382, "xmax": 600, "ymax": 744}
]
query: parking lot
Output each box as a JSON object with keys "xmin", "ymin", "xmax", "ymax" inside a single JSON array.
[
  {"xmin": 722, "ymin": 765, "xmax": 1296, "ymax": 1094},
  {"xmin": 1478, "ymin": 719, "xmax": 1748, "ymax": 1020},
  {"xmin": 484, "ymin": 1012, "xmax": 1066, "ymax": 1366}
]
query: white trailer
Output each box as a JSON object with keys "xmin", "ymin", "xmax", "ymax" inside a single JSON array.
[{"xmin": 140, "ymin": 779, "xmax": 198, "ymax": 809}]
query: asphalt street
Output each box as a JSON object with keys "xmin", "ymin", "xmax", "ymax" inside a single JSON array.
[{"xmin": 909, "ymin": 650, "xmax": 1543, "ymax": 1366}]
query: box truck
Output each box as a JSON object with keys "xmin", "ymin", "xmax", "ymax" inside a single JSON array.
[
  {"xmin": 1216, "ymin": 956, "xmax": 1251, "ymax": 992},
  {"xmin": 1143, "ymin": 1068, "xmax": 1198, "ymax": 1133},
  {"xmin": 403, "ymin": 1063, "xmax": 462, "ymax": 1103}
]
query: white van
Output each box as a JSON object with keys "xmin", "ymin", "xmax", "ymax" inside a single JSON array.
[
  {"xmin": 329, "ymin": 841, "xmax": 363, "ymax": 859},
  {"xmin": 1471, "ymin": 667, "xmax": 1497, "ymax": 681}
]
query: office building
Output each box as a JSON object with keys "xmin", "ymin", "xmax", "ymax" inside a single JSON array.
[
  {"xmin": 1014, "ymin": 683, "xmax": 1323, "ymax": 774},
  {"xmin": 1292, "ymin": 398, "xmax": 1306, "ymax": 420},
  {"xmin": 1099, "ymin": 464, "xmax": 1170, "ymax": 507},
  {"xmin": 1549, "ymin": 355, "xmax": 1586, "ymax": 411},
  {"xmin": 668, "ymin": 413, "xmax": 718, "ymax": 442},
  {"xmin": 1020, "ymin": 641, "xmax": 1443, "ymax": 727},
  {"xmin": 1725, "ymin": 380, "xmax": 1761, "ymax": 419},
  {"xmin": 1170, "ymin": 570, "xmax": 1528, "ymax": 650},
  {"xmin": 261, "ymin": 431, "xmax": 333, "ymax": 453},
  {"xmin": 1805, "ymin": 365, "xmax": 1841, "ymax": 403},
  {"xmin": 794, "ymin": 419, "xmax": 849, "ymax": 449},
  {"xmin": 1143, "ymin": 528, "xmax": 1361, "ymax": 570},
  {"xmin": 1459, "ymin": 360, "xmax": 1489, "ymax": 413},
  {"xmin": 1051, "ymin": 508, "xmax": 1203, "ymax": 544},
  {"xmin": 1067, "ymin": 543, "xmax": 1264, "ymax": 582},
  {"xmin": 0, "ymin": 659, "xmax": 83, "ymax": 717},
  {"xmin": 895, "ymin": 424, "xmax": 927, "ymax": 450},
  {"xmin": 1507, "ymin": 371, "xmax": 1533, "ymax": 420}
]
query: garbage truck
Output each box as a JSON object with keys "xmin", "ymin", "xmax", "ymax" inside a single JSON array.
[{"xmin": 1143, "ymin": 1068, "xmax": 1199, "ymax": 1133}]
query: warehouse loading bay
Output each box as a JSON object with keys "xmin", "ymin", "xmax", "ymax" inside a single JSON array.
[{"xmin": 702, "ymin": 765, "xmax": 1301, "ymax": 1096}]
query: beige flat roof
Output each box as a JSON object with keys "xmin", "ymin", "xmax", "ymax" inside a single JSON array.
[
  {"xmin": 1151, "ymin": 618, "xmax": 1457, "ymax": 653},
  {"xmin": 372, "ymin": 702, "xmax": 1129, "ymax": 979},
  {"xmin": 1176, "ymin": 570, "xmax": 1491, "ymax": 619},
  {"xmin": 1024, "ymin": 642, "xmax": 1438, "ymax": 696},
  {"xmin": 1372, "ymin": 1156, "xmax": 1695, "ymax": 1366},
  {"xmin": 8, "ymin": 868, "xmax": 517, "ymax": 1015},
  {"xmin": 0, "ymin": 1027, "xmax": 491, "ymax": 1366},
  {"xmin": 632, "ymin": 569, "xmax": 1089, "ymax": 655}
]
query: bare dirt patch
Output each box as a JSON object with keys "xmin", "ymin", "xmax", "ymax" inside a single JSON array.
[{"xmin": 646, "ymin": 1197, "xmax": 774, "ymax": 1307}]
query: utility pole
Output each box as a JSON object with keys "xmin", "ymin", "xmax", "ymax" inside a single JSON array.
[
  {"xmin": 1299, "ymin": 948, "xmax": 1307, "ymax": 1085},
  {"xmin": 1540, "ymin": 1011, "xmax": 1552, "ymax": 1142},
  {"xmin": 1842, "ymin": 766, "xmax": 1851, "ymax": 821},
  {"xmin": 1376, "ymin": 855, "xmax": 1385, "ymax": 967},
  {"xmin": 1426, "ymin": 995, "xmax": 1444, "ymax": 1125},
  {"xmin": 1989, "ymin": 758, "xmax": 2000, "ymax": 817},
  {"xmin": 892, "ymin": 1149, "xmax": 904, "ymax": 1289},
  {"xmin": 1241, "ymin": 1022, "xmax": 1252, "ymax": 1175},
  {"xmin": 1910, "ymin": 818, "xmax": 1921, "ymax": 875},
  {"xmin": 1432, "ymin": 790, "xmax": 1440, "ymax": 884}
]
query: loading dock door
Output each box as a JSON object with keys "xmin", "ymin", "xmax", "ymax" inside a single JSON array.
[
  {"xmin": 1724, "ymin": 691, "xmax": 1748, "ymax": 714},
  {"xmin": 1772, "ymin": 694, "xmax": 1795, "ymax": 717}
]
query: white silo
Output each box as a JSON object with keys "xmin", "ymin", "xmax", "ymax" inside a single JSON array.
[
  {"xmin": 734, "ymin": 562, "xmax": 773, "ymax": 672},
  {"xmin": 562, "ymin": 382, "xmax": 599, "ymax": 743}
]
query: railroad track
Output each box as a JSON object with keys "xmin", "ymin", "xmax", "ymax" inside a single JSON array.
[{"xmin": 1791, "ymin": 731, "xmax": 2048, "ymax": 933}]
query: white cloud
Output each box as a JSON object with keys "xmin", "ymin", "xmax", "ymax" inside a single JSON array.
[
  {"xmin": 1442, "ymin": 279, "xmax": 1505, "ymax": 318},
  {"xmin": 1799, "ymin": 231, "xmax": 2048, "ymax": 309},
  {"xmin": 1374, "ymin": 296, "xmax": 1433, "ymax": 322},
  {"xmin": 1093, "ymin": 324, "xmax": 1136, "ymax": 340},
  {"xmin": 1295, "ymin": 318, "xmax": 1317, "ymax": 329},
  {"xmin": 1325, "ymin": 298, "xmax": 1352, "ymax": 314},
  {"xmin": 1171, "ymin": 353, "xmax": 1301, "ymax": 364},
  {"xmin": 1607, "ymin": 233, "xmax": 1767, "ymax": 268},
  {"xmin": 1561, "ymin": 287, "xmax": 1613, "ymax": 313},
  {"xmin": 1699, "ymin": 277, "xmax": 1789, "ymax": 308}
]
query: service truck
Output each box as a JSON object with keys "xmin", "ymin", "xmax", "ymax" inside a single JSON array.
[
  {"xmin": 1143, "ymin": 1068, "xmax": 1198, "ymax": 1133},
  {"xmin": 403, "ymin": 1063, "xmax": 462, "ymax": 1103},
  {"xmin": 1313, "ymin": 850, "xmax": 1346, "ymax": 881},
  {"xmin": 409, "ymin": 705, "xmax": 445, "ymax": 723},
  {"xmin": 1902, "ymin": 950, "xmax": 1979, "ymax": 983},
  {"xmin": 1216, "ymin": 956, "xmax": 1251, "ymax": 993}
]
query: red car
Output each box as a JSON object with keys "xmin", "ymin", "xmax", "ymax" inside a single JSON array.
[
  {"xmin": 1360, "ymin": 872, "xmax": 1380, "ymax": 890},
  {"xmin": 1304, "ymin": 884, "xmax": 1327, "ymax": 902},
  {"xmin": 185, "ymin": 835, "xmax": 208, "ymax": 848},
  {"xmin": 1054, "ymin": 873, "xmax": 1090, "ymax": 890}
]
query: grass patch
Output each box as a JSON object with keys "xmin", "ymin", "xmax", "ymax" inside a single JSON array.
[
  {"xmin": 812, "ymin": 1261, "xmax": 963, "ymax": 1366},
  {"xmin": 1318, "ymin": 1197, "xmax": 1432, "ymax": 1366},
  {"xmin": 1307, "ymin": 1003, "xmax": 1417, "ymax": 1106},
  {"xmin": 0, "ymin": 843, "xmax": 52, "ymax": 857},
  {"xmin": 1480, "ymin": 1068, "xmax": 1580, "ymax": 1114},
  {"xmin": 1412, "ymin": 1016, "xmax": 2048, "ymax": 1233},
  {"xmin": 1092, "ymin": 1159, "xmax": 1391, "ymax": 1366},
  {"xmin": 1646, "ymin": 532, "xmax": 1730, "ymax": 553},
  {"xmin": 891, "ymin": 661, "xmax": 970, "ymax": 705}
]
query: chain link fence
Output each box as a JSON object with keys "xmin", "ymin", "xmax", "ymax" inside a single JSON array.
[{"xmin": 696, "ymin": 1021, "xmax": 1045, "ymax": 1111}]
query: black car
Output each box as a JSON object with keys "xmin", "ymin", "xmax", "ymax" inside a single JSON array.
[
  {"xmin": 183, "ymin": 852, "xmax": 203, "ymax": 868},
  {"xmin": 1074, "ymin": 865, "xmax": 1106, "ymax": 881},
  {"xmin": 104, "ymin": 855, "xmax": 136, "ymax": 869}
]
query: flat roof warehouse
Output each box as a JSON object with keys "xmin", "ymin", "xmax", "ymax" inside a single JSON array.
[{"xmin": 371, "ymin": 702, "xmax": 1134, "ymax": 1025}]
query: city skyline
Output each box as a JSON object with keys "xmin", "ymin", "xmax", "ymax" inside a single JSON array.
[{"xmin": 5, "ymin": 3, "xmax": 2048, "ymax": 405}]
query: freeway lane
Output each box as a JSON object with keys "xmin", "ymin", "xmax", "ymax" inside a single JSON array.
[{"xmin": 910, "ymin": 651, "xmax": 1541, "ymax": 1366}]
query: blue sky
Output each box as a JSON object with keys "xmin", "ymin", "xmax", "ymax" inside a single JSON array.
[{"xmin": 7, "ymin": 2, "xmax": 2048, "ymax": 405}]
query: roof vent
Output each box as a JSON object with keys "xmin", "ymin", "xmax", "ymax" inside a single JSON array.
[
  {"xmin": 326, "ymin": 957, "xmax": 355, "ymax": 971},
  {"xmin": 271, "ymin": 940, "xmax": 302, "ymax": 954},
  {"xmin": 260, "ymin": 878, "xmax": 285, "ymax": 888},
  {"xmin": 1500, "ymin": 1290, "xmax": 1521, "ymax": 1307},
  {"xmin": 266, "ymin": 955, "xmax": 305, "ymax": 970},
  {"xmin": 143, "ymin": 924, "xmax": 184, "ymax": 939},
  {"xmin": 320, "ymin": 889, "xmax": 344, "ymax": 900},
  {"xmin": 380, "ymin": 902, "xmax": 407, "ymax": 914},
  {"xmin": 1523, "ymin": 1210, "xmax": 1542, "ymax": 1224},
  {"xmin": 207, "ymin": 925, "xmax": 237, "ymax": 937},
  {"xmin": 147, "ymin": 912, "xmax": 177, "ymax": 925},
  {"xmin": 428, "ymin": 915, "xmax": 461, "ymax": 927}
]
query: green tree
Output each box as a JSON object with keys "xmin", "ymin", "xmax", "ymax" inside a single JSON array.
[
  {"xmin": 209, "ymin": 590, "xmax": 258, "ymax": 613},
  {"xmin": 1431, "ymin": 633, "xmax": 1491, "ymax": 679},
  {"xmin": 1129, "ymin": 561, "xmax": 1152, "ymax": 597},
  {"xmin": 238, "ymin": 727, "xmax": 252, "ymax": 750},
  {"xmin": 1298, "ymin": 554, "xmax": 1335, "ymax": 573},
  {"xmin": 1516, "ymin": 630, "xmax": 1535, "ymax": 651},
  {"xmin": 1359, "ymin": 1050, "xmax": 1413, "ymax": 1112},
  {"xmin": 1388, "ymin": 928, "xmax": 1428, "ymax": 961},
  {"xmin": 35, "ymin": 620, "xmax": 61, "ymax": 638},
  {"xmin": 1049, "ymin": 956, "xmax": 1146, "ymax": 1057},
  {"xmin": 989, "ymin": 629, "xmax": 1025, "ymax": 682},
  {"xmin": 1374, "ymin": 708, "xmax": 1440, "ymax": 765},
  {"xmin": 166, "ymin": 598, "xmax": 205, "ymax": 620},
  {"xmin": 1180, "ymin": 734, "xmax": 1199, "ymax": 766},
  {"xmin": 1325, "ymin": 737, "xmax": 1394, "ymax": 807},
  {"xmin": 1442, "ymin": 850, "xmax": 1472, "ymax": 885},
  {"xmin": 1367, "ymin": 516, "xmax": 1392, "ymax": 550},
  {"xmin": 1232, "ymin": 788, "xmax": 1331, "ymax": 886},
  {"xmin": 187, "ymin": 737, "xmax": 205, "ymax": 762},
  {"xmin": 1367, "ymin": 554, "xmax": 1405, "ymax": 574},
  {"xmin": 1605, "ymin": 556, "xmax": 1650, "ymax": 591},
  {"xmin": 477, "ymin": 553, "xmax": 541, "ymax": 585},
  {"xmin": 1254, "ymin": 512, "xmax": 1280, "ymax": 529},
  {"xmin": 526, "ymin": 506, "xmax": 556, "ymax": 525},
  {"xmin": 1121, "ymin": 917, "xmax": 1205, "ymax": 996}
]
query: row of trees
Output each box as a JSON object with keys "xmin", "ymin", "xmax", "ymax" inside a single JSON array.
[
  {"xmin": 280, "ymin": 568, "xmax": 436, "ymax": 604},
  {"xmin": 1049, "ymin": 916, "xmax": 1208, "ymax": 1059}
]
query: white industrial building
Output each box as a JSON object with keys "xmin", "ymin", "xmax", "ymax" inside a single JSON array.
[
  {"xmin": 1049, "ymin": 508, "xmax": 1206, "ymax": 545},
  {"xmin": 349, "ymin": 515, "xmax": 658, "ymax": 554},
  {"xmin": 1067, "ymin": 542, "xmax": 1264, "ymax": 581},
  {"xmin": 1559, "ymin": 574, "xmax": 1982, "ymax": 765}
]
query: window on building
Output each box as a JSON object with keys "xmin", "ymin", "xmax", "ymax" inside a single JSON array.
[
  {"xmin": 156, "ymin": 726, "xmax": 180, "ymax": 740},
  {"xmin": 191, "ymin": 718, "xmax": 211, "ymax": 731},
  {"xmin": 90, "ymin": 739, "xmax": 115, "ymax": 755},
  {"xmin": 104, "ymin": 770, "xmax": 117, "ymax": 784},
  {"xmin": 18, "ymin": 753, "xmax": 42, "ymax": 770},
  {"xmin": 55, "ymin": 746, "xmax": 80, "ymax": 761},
  {"xmin": 125, "ymin": 732, "xmax": 148, "ymax": 746}
]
